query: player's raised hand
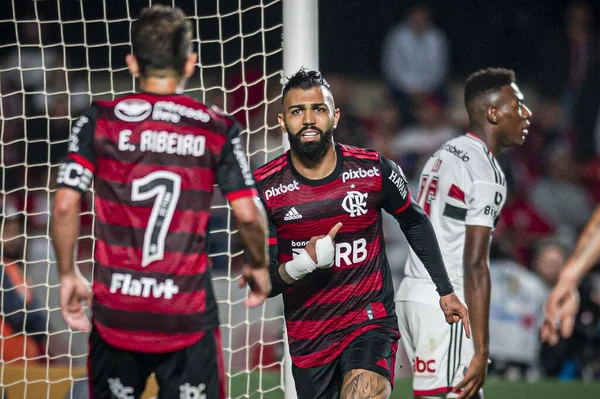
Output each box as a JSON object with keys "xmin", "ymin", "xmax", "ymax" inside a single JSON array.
[
  {"xmin": 304, "ymin": 222, "xmax": 343, "ymax": 267},
  {"xmin": 240, "ymin": 265, "xmax": 272, "ymax": 308},
  {"xmin": 284, "ymin": 222, "xmax": 343, "ymax": 280},
  {"xmin": 540, "ymin": 280, "xmax": 580, "ymax": 345},
  {"xmin": 439, "ymin": 293, "xmax": 471, "ymax": 339},
  {"xmin": 60, "ymin": 273, "xmax": 92, "ymax": 332},
  {"xmin": 454, "ymin": 353, "xmax": 487, "ymax": 399}
]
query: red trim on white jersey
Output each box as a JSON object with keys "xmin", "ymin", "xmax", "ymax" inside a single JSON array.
[{"xmin": 466, "ymin": 132, "xmax": 493, "ymax": 154}]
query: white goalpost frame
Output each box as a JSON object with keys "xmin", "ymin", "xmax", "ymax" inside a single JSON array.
[{"xmin": 281, "ymin": 1, "xmax": 319, "ymax": 398}]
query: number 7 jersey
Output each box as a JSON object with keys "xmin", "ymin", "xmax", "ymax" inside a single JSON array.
[
  {"xmin": 397, "ymin": 133, "xmax": 507, "ymax": 305},
  {"xmin": 57, "ymin": 93, "xmax": 257, "ymax": 353}
]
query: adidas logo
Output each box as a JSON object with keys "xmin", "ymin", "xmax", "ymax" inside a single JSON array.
[{"xmin": 284, "ymin": 207, "xmax": 302, "ymax": 221}]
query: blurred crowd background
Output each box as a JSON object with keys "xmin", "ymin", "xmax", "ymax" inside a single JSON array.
[{"xmin": 2, "ymin": 0, "xmax": 600, "ymax": 389}]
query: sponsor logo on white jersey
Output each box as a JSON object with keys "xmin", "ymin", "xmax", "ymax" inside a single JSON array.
[
  {"xmin": 153, "ymin": 101, "xmax": 211, "ymax": 123},
  {"xmin": 342, "ymin": 191, "xmax": 368, "ymax": 217},
  {"xmin": 265, "ymin": 181, "xmax": 300, "ymax": 200},
  {"xmin": 108, "ymin": 378, "xmax": 134, "ymax": 399},
  {"xmin": 442, "ymin": 143, "xmax": 470, "ymax": 162},
  {"xmin": 115, "ymin": 99, "xmax": 152, "ymax": 122},
  {"xmin": 109, "ymin": 273, "xmax": 179, "ymax": 299},
  {"xmin": 284, "ymin": 207, "xmax": 302, "ymax": 221},
  {"xmin": 179, "ymin": 383, "xmax": 206, "ymax": 399},
  {"xmin": 341, "ymin": 166, "xmax": 380, "ymax": 183}
]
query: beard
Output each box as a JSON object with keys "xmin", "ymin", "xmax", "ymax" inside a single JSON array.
[{"xmin": 286, "ymin": 124, "xmax": 334, "ymax": 162}]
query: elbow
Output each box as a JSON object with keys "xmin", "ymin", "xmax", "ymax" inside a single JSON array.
[
  {"xmin": 234, "ymin": 206, "xmax": 260, "ymax": 227},
  {"xmin": 52, "ymin": 189, "xmax": 81, "ymax": 220},
  {"xmin": 53, "ymin": 198, "xmax": 72, "ymax": 220},
  {"xmin": 231, "ymin": 197, "xmax": 266, "ymax": 230}
]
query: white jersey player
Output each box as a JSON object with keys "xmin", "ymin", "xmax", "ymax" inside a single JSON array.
[{"xmin": 396, "ymin": 68, "xmax": 532, "ymax": 399}]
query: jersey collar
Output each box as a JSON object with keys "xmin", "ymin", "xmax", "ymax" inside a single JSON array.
[{"xmin": 466, "ymin": 132, "xmax": 493, "ymax": 154}]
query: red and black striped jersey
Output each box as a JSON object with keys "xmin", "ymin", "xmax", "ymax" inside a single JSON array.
[
  {"xmin": 254, "ymin": 143, "xmax": 410, "ymax": 368},
  {"xmin": 57, "ymin": 92, "xmax": 257, "ymax": 353}
]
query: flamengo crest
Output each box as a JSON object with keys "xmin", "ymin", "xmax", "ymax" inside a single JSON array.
[{"xmin": 342, "ymin": 191, "xmax": 368, "ymax": 217}]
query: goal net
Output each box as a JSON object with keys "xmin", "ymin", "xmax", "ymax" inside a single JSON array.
[{"xmin": 0, "ymin": 1, "xmax": 286, "ymax": 398}]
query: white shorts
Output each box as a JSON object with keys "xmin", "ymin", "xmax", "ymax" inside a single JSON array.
[{"xmin": 396, "ymin": 300, "xmax": 473, "ymax": 398}]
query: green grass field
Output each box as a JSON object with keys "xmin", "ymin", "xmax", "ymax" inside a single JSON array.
[{"xmin": 228, "ymin": 373, "xmax": 600, "ymax": 398}]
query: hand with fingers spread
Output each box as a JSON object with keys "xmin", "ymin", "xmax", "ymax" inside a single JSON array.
[
  {"xmin": 439, "ymin": 293, "xmax": 471, "ymax": 339},
  {"xmin": 454, "ymin": 353, "xmax": 487, "ymax": 399},
  {"xmin": 239, "ymin": 264, "xmax": 271, "ymax": 308},
  {"xmin": 540, "ymin": 278, "xmax": 580, "ymax": 345},
  {"xmin": 284, "ymin": 222, "xmax": 343, "ymax": 280},
  {"xmin": 60, "ymin": 273, "xmax": 92, "ymax": 332}
]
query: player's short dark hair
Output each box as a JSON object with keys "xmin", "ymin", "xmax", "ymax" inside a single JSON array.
[
  {"xmin": 131, "ymin": 5, "xmax": 193, "ymax": 78},
  {"xmin": 282, "ymin": 68, "xmax": 331, "ymax": 104},
  {"xmin": 464, "ymin": 68, "xmax": 516, "ymax": 108}
]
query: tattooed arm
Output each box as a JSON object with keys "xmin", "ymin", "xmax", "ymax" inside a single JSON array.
[
  {"xmin": 340, "ymin": 369, "xmax": 391, "ymax": 399},
  {"xmin": 541, "ymin": 206, "xmax": 600, "ymax": 345}
]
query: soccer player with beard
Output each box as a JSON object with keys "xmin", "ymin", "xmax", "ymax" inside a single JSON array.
[
  {"xmin": 396, "ymin": 68, "xmax": 532, "ymax": 399},
  {"xmin": 51, "ymin": 5, "xmax": 270, "ymax": 398},
  {"xmin": 253, "ymin": 69, "xmax": 469, "ymax": 399}
]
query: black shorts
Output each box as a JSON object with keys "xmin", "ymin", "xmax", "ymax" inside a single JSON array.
[
  {"xmin": 292, "ymin": 326, "xmax": 400, "ymax": 399},
  {"xmin": 87, "ymin": 326, "xmax": 225, "ymax": 399}
]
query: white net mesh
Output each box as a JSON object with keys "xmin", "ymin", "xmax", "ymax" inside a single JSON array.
[{"xmin": 0, "ymin": 1, "xmax": 285, "ymax": 398}]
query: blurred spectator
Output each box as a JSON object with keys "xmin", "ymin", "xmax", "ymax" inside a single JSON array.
[
  {"xmin": 536, "ymin": 1, "xmax": 597, "ymax": 120},
  {"xmin": 327, "ymin": 74, "xmax": 371, "ymax": 148},
  {"xmin": 535, "ymin": 239, "xmax": 600, "ymax": 379},
  {"xmin": 365, "ymin": 96, "xmax": 403, "ymax": 163},
  {"xmin": 1, "ymin": 205, "xmax": 47, "ymax": 364},
  {"xmin": 381, "ymin": 2, "xmax": 449, "ymax": 124},
  {"xmin": 1, "ymin": 20, "xmax": 88, "ymax": 192},
  {"xmin": 390, "ymin": 95, "xmax": 459, "ymax": 179},
  {"xmin": 506, "ymin": 96, "xmax": 572, "ymax": 190},
  {"xmin": 529, "ymin": 143, "xmax": 592, "ymax": 243},
  {"xmin": 494, "ymin": 187, "xmax": 555, "ymax": 265},
  {"xmin": 488, "ymin": 252, "xmax": 549, "ymax": 380}
]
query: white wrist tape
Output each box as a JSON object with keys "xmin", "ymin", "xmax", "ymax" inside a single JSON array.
[
  {"xmin": 314, "ymin": 236, "xmax": 335, "ymax": 268},
  {"xmin": 285, "ymin": 250, "xmax": 317, "ymax": 280},
  {"xmin": 285, "ymin": 236, "xmax": 336, "ymax": 280}
]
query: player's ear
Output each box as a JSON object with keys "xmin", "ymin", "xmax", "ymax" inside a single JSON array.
[
  {"xmin": 486, "ymin": 106, "xmax": 499, "ymax": 125},
  {"xmin": 126, "ymin": 54, "xmax": 140, "ymax": 78},
  {"xmin": 333, "ymin": 108, "xmax": 340, "ymax": 129},
  {"xmin": 183, "ymin": 53, "xmax": 198, "ymax": 78},
  {"xmin": 278, "ymin": 113, "xmax": 286, "ymax": 133}
]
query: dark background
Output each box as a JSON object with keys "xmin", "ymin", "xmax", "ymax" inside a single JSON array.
[{"xmin": 3, "ymin": 0, "xmax": 600, "ymax": 82}]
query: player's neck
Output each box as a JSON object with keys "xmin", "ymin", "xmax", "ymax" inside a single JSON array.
[
  {"xmin": 138, "ymin": 77, "xmax": 185, "ymax": 95},
  {"xmin": 469, "ymin": 128, "xmax": 500, "ymax": 155},
  {"xmin": 290, "ymin": 144, "xmax": 337, "ymax": 180}
]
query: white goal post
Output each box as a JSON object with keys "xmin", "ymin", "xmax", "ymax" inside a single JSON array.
[
  {"xmin": 0, "ymin": 0, "xmax": 318, "ymax": 398},
  {"xmin": 281, "ymin": 1, "xmax": 319, "ymax": 398}
]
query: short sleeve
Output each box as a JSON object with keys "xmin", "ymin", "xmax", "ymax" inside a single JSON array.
[
  {"xmin": 465, "ymin": 181, "xmax": 506, "ymax": 227},
  {"xmin": 216, "ymin": 120, "xmax": 258, "ymax": 202},
  {"xmin": 56, "ymin": 104, "xmax": 98, "ymax": 193},
  {"xmin": 380, "ymin": 156, "xmax": 412, "ymax": 215}
]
